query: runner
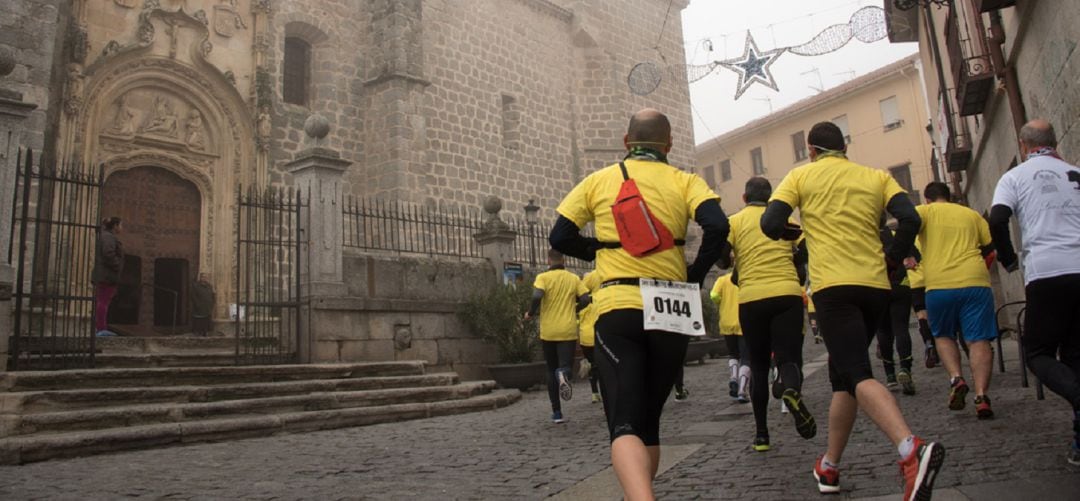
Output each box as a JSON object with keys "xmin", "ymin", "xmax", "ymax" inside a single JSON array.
[
  {"xmin": 806, "ymin": 285, "xmax": 822, "ymax": 344},
  {"xmin": 524, "ymin": 249, "xmax": 587, "ymax": 423},
  {"xmin": 907, "ymin": 241, "xmax": 940, "ymax": 368},
  {"xmin": 727, "ymin": 176, "xmax": 815, "ymax": 452},
  {"xmin": 711, "ymin": 271, "xmax": 750, "ymax": 403},
  {"xmin": 877, "ymin": 220, "xmax": 917, "ymax": 395},
  {"xmin": 917, "ymin": 182, "xmax": 997, "ymax": 419},
  {"xmin": 550, "ymin": 108, "xmax": 729, "ymax": 499},
  {"xmin": 989, "ymin": 119, "xmax": 1080, "ymax": 464},
  {"xmin": 578, "ymin": 271, "xmax": 604, "ymax": 404},
  {"xmin": 761, "ymin": 121, "xmax": 944, "ymax": 500}
]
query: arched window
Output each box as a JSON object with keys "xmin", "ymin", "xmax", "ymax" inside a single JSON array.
[{"xmin": 283, "ymin": 37, "xmax": 311, "ymax": 106}]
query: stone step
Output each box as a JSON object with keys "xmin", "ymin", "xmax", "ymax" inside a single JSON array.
[
  {"xmin": 0, "ymin": 362, "xmax": 427, "ymax": 392},
  {"xmin": 0, "ymin": 389, "xmax": 522, "ymax": 465},
  {"xmin": 93, "ymin": 352, "xmax": 238, "ymax": 368},
  {"xmin": 96, "ymin": 336, "xmax": 235, "ymax": 354},
  {"xmin": 0, "ymin": 373, "xmax": 460, "ymax": 414},
  {"xmin": 2, "ymin": 381, "xmax": 496, "ymax": 437}
]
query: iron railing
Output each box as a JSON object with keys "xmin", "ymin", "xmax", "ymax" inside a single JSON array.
[
  {"xmin": 342, "ymin": 196, "xmax": 485, "ymax": 259},
  {"xmin": 507, "ymin": 216, "xmax": 594, "ymax": 274},
  {"xmin": 8, "ymin": 149, "xmax": 103, "ymax": 370},
  {"xmin": 235, "ymin": 186, "xmax": 307, "ymax": 365}
]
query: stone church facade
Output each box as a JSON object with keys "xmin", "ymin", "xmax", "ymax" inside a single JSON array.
[{"xmin": 1, "ymin": 0, "xmax": 695, "ymax": 334}]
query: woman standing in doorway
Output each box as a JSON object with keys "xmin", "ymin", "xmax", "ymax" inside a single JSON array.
[{"xmin": 92, "ymin": 217, "xmax": 124, "ymax": 337}]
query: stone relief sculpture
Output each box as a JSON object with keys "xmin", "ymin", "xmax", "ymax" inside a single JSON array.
[
  {"xmin": 256, "ymin": 105, "xmax": 272, "ymax": 150},
  {"xmin": 185, "ymin": 109, "xmax": 206, "ymax": 149},
  {"xmin": 108, "ymin": 93, "xmax": 139, "ymax": 135},
  {"xmin": 64, "ymin": 63, "xmax": 85, "ymax": 116},
  {"xmin": 141, "ymin": 96, "xmax": 179, "ymax": 137},
  {"xmin": 114, "ymin": 0, "xmax": 138, "ymax": 7},
  {"xmin": 213, "ymin": 0, "xmax": 248, "ymax": 38}
]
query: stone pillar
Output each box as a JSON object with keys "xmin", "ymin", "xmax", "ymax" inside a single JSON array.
[
  {"xmin": 472, "ymin": 196, "xmax": 519, "ymax": 280},
  {"xmin": 0, "ymin": 45, "xmax": 39, "ymax": 371},
  {"xmin": 287, "ymin": 115, "xmax": 351, "ymax": 298},
  {"xmin": 287, "ymin": 116, "xmax": 350, "ymax": 363}
]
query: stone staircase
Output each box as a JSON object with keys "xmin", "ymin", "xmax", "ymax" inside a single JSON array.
[{"xmin": 0, "ymin": 362, "xmax": 520, "ymax": 464}]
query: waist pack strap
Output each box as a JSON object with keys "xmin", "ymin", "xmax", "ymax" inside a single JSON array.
[
  {"xmin": 597, "ymin": 239, "xmax": 686, "ymax": 249},
  {"xmin": 619, "ymin": 161, "xmax": 630, "ymax": 181},
  {"xmin": 600, "ymin": 278, "xmax": 645, "ymax": 289}
]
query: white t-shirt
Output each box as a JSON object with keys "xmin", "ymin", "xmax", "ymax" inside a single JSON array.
[{"xmin": 991, "ymin": 154, "xmax": 1080, "ymax": 284}]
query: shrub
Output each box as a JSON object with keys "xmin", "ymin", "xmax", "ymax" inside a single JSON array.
[{"xmin": 459, "ymin": 282, "xmax": 539, "ymax": 364}]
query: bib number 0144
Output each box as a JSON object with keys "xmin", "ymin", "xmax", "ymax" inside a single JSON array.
[
  {"xmin": 639, "ymin": 279, "xmax": 705, "ymax": 336},
  {"xmin": 653, "ymin": 297, "xmax": 692, "ymax": 317}
]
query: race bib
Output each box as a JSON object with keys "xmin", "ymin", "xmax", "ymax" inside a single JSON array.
[{"xmin": 640, "ymin": 279, "xmax": 705, "ymax": 336}]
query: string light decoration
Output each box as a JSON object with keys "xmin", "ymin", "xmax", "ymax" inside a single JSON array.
[{"xmin": 629, "ymin": 6, "xmax": 892, "ymax": 99}]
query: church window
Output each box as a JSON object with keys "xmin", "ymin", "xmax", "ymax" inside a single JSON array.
[{"xmin": 283, "ymin": 37, "xmax": 311, "ymax": 106}]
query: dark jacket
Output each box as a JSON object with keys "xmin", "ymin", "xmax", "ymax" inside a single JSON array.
[{"xmin": 91, "ymin": 230, "xmax": 124, "ymax": 285}]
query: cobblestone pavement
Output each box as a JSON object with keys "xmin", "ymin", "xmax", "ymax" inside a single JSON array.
[{"xmin": 2, "ymin": 335, "xmax": 1079, "ymax": 500}]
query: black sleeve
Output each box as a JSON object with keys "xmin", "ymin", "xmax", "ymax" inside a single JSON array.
[
  {"xmin": 686, "ymin": 199, "xmax": 730, "ymax": 286},
  {"xmin": 884, "ymin": 193, "xmax": 921, "ymax": 265},
  {"xmin": 793, "ymin": 240, "xmax": 808, "ymax": 286},
  {"xmin": 527, "ymin": 288, "xmax": 544, "ymax": 316},
  {"xmin": 989, "ymin": 204, "xmax": 1018, "ymax": 268},
  {"xmin": 549, "ymin": 216, "xmax": 600, "ymax": 262},
  {"xmin": 730, "ymin": 266, "xmax": 739, "ymax": 287},
  {"xmin": 576, "ymin": 293, "xmax": 592, "ymax": 312},
  {"xmin": 760, "ymin": 201, "xmax": 794, "ymax": 240}
]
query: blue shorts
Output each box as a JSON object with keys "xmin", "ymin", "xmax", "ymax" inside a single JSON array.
[{"xmin": 925, "ymin": 287, "xmax": 998, "ymax": 342}]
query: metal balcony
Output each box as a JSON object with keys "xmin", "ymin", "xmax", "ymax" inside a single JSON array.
[
  {"xmin": 945, "ymin": 8, "xmax": 995, "ymax": 116},
  {"xmin": 976, "ymin": 0, "xmax": 1016, "ymax": 13},
  {"xmin": 945, "ymin": 110, "xmax": 973, "ymax": 172}
]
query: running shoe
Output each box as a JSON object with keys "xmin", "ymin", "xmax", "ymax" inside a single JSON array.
[
  {"xmin": 899, "ymin": 438, "xmax": 945, "ymax": 501},
  {"xmin": 591, "ymin": 393, "xmax": 602, "ymax": 404},
  {"xmin": 552, "ymin": 411, "xmax": 566, "ymax": 424},
  {"xmin": 948, "ymin": 377, "xmax": 969, "ymax": 411},
  {"xmin": 729, "ymin": 379, "xmax": 739, "ymax": 398},
  {"xmin": 95, "ymin": 330, "xmax": 117, "ymax": 337},
  {"xmin": 898, "ymin": 369, "xmax": 916, "ymax": 396},
  {"xmin": 674, "ymin": 386, "xmax": 689, "ymax": 402},
  {"xmin": 885, "ymin": 372, "xmax": 899, "ymax": 390},
  {"xmin": 925, "ymin": 343, "xmax": 939, "ymax": 369},
  {"xmin": 752, "ymin": 434, "xmax": 770, "ymax": 452},
  {"xmin": 557, "ymin": 369, "xmax": 573, "ymax": 401},
  {"xmin": 782, "ymin": 388, "xmax": 817, "ymax": 439},
  {"xmin": 1068, "ymin": 441, "xmax": 1080, "ymax": 466},
  {"xmin": 780, "ymin": 398, "xmax": 789, "ymax": 414},
  {"xmin": 974, "ymin": 395, "xmax": 994, "ymax": 419},
  {"xmin": 769, "ymin": 364, "xmax": 781, "ymax": 399},
  {"xmin": 813, "ymin": 455, "xmax": 840, "ymax": 494}
]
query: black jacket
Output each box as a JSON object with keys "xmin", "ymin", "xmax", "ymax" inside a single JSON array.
[{"xmin": 91, "ymin": 230, "xmax": 124, "ymax": 285}]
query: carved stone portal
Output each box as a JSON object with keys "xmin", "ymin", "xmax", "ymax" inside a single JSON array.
[{"xmin": 213, "ymin": 1, "xmax": 247, "ymax": 38}]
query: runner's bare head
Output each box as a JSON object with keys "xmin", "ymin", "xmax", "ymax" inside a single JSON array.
[
  {"xmin": 924, "ymin": 182, "xmax": 951, "ymax": 203},
  {"xmin": 624, "ymin": 108, "xmax": 673, "ymax": 153},
  {"xmin": 1019, "ymin": 119, "xmax": 1057, "ymax": 151},
  {"xmin": 547, "ymin": 248, "xmax": 564, "ymax": 266},
  {"xmin": 807, "ymin": 121, "xmax": 846, "ymax": 161},
  {"xmin": 743, "ymin": 177, "xmax": 772, "ymax": 204}
]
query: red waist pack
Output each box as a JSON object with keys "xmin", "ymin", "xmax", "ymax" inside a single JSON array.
[{"xmin": 610, "ymin": 162, "xmax": 676, "ymax": 257}]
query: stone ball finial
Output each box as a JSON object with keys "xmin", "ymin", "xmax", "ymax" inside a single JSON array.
[
  {"xmin": 304, "ymin": 114, "xmax": 330, "ymax": 140},
  {"xmin": 0, "ymin": 45, "xmax": 15, "ymax": 77},
  {"xmin": 483, "ymin": 196, "xmax": 503, "ymax": 215}
]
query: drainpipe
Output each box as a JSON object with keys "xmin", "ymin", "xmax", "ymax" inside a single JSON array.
[
  {"xmin": 987, "ymin": 10, "xmax": 1027, "ymax": 142},
  {"xmin": 922, "ymin": 4, "xmax": 962, "ymax": 197}
]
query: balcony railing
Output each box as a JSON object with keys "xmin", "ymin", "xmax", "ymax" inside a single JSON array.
[
  {"xmin": 944, "ymin": 108, "xmax": 973, "ymax": 172},
  {"xmin": 945, "ymin": 6, "xmax": 995, "ymax": 116},
  {"xmin": 975, "ymin": 0, "xmax": 1016, "ymax": 12}
]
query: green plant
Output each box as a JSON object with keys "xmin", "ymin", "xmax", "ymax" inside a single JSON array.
[
  {"xmin": 459, "ymin": 282, "xmax": 539, "ymax": 363},
  {"xmin": 701, "ymin": 289, "xmax": 720, "ymax": 338}
]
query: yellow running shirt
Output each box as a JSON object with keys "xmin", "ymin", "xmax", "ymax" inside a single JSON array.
[
  {"xmin": 916, "ymin": 202, "xmax": 992, "ymax": 291},
  {"xmin": 709, "ymin": 273, "xmax": 742, "ymax": 335},
  {"xmin": 770, "ymin": 155, "xmax": 905, "ymax": 293},
  {"xmin": 533, "ymin": 268, "xmax": 587, "ymax": 342},
  {"xmin": 727, "ymin": 204, "xmax": 803, "ymax": 303},
  {"xmin": 556, "ymin": 158, "xmax": 718, "ymax": 316},
  {"xmin": 577, "ymin": 271, "xmax": 603, "ymax": 347}
]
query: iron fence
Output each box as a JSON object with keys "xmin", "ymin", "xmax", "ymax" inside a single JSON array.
[
  {"xmin": 235, "ymin": 186, "xmax": 307, "ymax": 365},
  {"xmin": 507, "ymin": 216, "xmax": 594, "ymax": 275},
  {"xmin": 342, "ymin": 196, "xmax": 484, "ymax": 259},
  {"xmin": 8, "ymin": 149, "xmax": 103, "ymax": 370}
]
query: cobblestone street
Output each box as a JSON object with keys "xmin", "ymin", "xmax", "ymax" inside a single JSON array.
[{"xmin": 2, "ymin": 336, "xmax": 1079, "ymax": 500}]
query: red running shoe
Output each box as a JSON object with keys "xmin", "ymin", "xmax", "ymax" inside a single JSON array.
[
  {"xmin": 899, "ymin": 438, "xmax": 945, "ymax": 501},
  {"xmin": 813, "ymin": 455, "xmax": 840, "ymax": 494},
  {"xmin": 948, "ymin": 377, "xmax": 969, "ymax": 411},
  {"xmin": 974, "ymin": 395, "xmax": 994, "ymax": 419}
]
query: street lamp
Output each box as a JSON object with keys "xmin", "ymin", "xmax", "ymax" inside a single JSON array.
[{"xmin": 524, "ymin": 199, "xmax": 540, "ymax": 267}]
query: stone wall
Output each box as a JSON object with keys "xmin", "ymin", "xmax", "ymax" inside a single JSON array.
[{"xmin": 309, "ymin": 253, "xmax": 498, "ymax": 380}]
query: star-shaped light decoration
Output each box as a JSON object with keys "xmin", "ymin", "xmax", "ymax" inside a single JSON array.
[{"xmin": 719, "ymin": 33, "xmax": 787, "ymax": 100}]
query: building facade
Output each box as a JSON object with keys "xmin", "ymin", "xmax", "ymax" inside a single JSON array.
[
  {"xmin": 1, "ymin": 0, "xmax": 695, "ymax": 337},
  {"xmin": 695, "ymin": 55, "xmax": 934, "ymax": 217},
  {"xmin": 884, "ymin": 0, "xmax": 1080, "ymax": 307}
]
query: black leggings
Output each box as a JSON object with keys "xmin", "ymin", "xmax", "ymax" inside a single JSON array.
[
  {"xmin": 581, "ymin": 345, "xmax": 601, "ymax": 395},
  {"xmin": 739, "ymin": 295, "xmax": 805, "ymax": 435},
  {"xmin": 1023, "ymin": 274, "xmax": 1080, "ymax": 411},
  {"xmin": 724, "ymin": 334, "xmax": 747, "ymax": 364},
  {"xmin": 595, "ymin": 309, "xmax": 689, "ymax": 445},
  {"xmin": 542, "ymin": 340, "xmax": 576, "ymax": 412},
  {"xmin": 876, "ymin": 285, "xmax": 914, "ymax": 373},
  {"xmin": 814, "ymin": 286, "xmax": 889, "ymax": 395}
]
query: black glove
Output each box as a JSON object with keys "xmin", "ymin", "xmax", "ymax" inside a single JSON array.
[{"xmin": 780, "ymin": 222, "xmax": 803, "ymax": 241}]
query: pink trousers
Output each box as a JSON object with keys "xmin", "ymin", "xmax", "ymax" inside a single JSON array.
[{"xmin": 94, "ymin": 283, "xmax": 118, "ymax": 332}]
